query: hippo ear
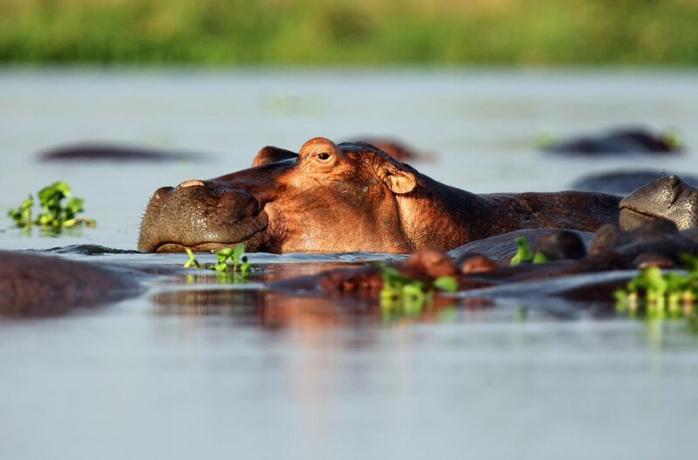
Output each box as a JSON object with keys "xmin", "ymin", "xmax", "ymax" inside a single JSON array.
[
  {"xmin": 381, "ymin": 164, "xmax": 416, "ymax": 194},
  {"xmin": 252, "ymin": 146, "xmax": 298, "ymax": 167}
]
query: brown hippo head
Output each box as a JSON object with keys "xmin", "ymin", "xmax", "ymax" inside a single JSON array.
[
  {"xmin": 619, "ymin": 175, "xmax": 698, "ymax": 231},
  {"xmin": 138, "ymin": 137, "xmax": 422, "ymax": 253}
]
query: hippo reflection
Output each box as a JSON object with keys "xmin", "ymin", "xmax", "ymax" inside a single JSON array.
[{"xmin": 139, "ymin": 137, "xmax": 621, "ymax": 253}]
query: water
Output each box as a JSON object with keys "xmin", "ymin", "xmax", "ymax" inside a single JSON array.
[{"xmin": 1, "ymin": 69, "xmax": 698, "ymax": 459}]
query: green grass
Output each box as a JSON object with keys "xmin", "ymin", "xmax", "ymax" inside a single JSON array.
[{"xmin": 1, "ymin": 0, "xmax": 697, "ymax": 66}]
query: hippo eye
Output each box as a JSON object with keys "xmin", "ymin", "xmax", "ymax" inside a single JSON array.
[{"xmin": 316, "ymin": 152, "xmax": 331, "ymax": 161}]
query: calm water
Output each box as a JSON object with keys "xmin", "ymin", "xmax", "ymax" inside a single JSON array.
[{"xmin": 1, "ymin": 69, "xmax": 698, "ymax": 459}]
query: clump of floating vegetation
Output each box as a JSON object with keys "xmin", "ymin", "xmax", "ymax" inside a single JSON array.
[
  {"xmin": 7, "ymin": 181, "xmax": 96, "ymax": 232},
  {"xmin": 614, "ymin": 256, "xmax": 698, "ymax": 334},
  {"xmin": 615, "ymin": 263, "xmax": 698, "ymax": 319},
  {"xmin": 510, "ymin": 237, "xmax": 548, "ymax": 266},
  {"xmin": 184, "ymin": 244, "xmax": 252, "ymax": 282},
  {"xmin": 377, "ymin": 262, "xmax": 457, "ymax": 316}
]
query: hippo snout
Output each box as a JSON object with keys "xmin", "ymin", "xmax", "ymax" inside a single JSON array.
[
  {"xmin": 138, "ymin": 180, "xmax": 268, "ymax": 252},
  {"xmin": 619, "ymin": 175, "xmax": 698, "ymax": 231}
]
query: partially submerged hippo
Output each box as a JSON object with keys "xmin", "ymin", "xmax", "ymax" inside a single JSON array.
[
  {"xmin": 0, "ymin": 251, "xmax": 140, "ymax": 317},
  {"xmin": 619, "ymin": 175, "xmax": 698, "ymax": 231},
  {"xmin": 542, "ymin": 127, "xmax": 681, "ymax": 155},
  {"xmin": 39, "ymin": 142, "xmax": 208, "ymax": 163},
  {"xmin": 349, "ymin": 138, "xmax": 433, "ymax": 162},
  {"xmin": 139, "ymin": 137, "xmax": 620, "ymax": 253},
  {"xmin": 570, "ymin": 170, "xmax": 698, "ymax": 196},
  {"xmin": 271, "ymin": 219, "xmax": 698, "ymax": 305}
]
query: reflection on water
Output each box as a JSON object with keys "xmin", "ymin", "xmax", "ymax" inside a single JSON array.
[{"xmin": 152, "ymin": 287, "xmax": 478, "ymax": 329}]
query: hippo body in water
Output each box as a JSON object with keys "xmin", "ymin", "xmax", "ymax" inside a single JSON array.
[
  {"xmin": 39, "ymin": 143, "xmax": 208, "ymax": 163},
  {"xmin": 271, "ymin": 219, "xmax": 698, "ymax": 307},
  {"xmin": 0, "ymin": 251, "xmax": 140, "ymax": 317},
  {"xmin": 543, "ymin": 127, "xmax": 681, "ymax": 156},
  {"xmin": 570, "ymin": 170, "xmax": 698, "ymax": 196},
  {"xmin": 138, "ymin": 137, "xmax": 620, "ymax": 253}
]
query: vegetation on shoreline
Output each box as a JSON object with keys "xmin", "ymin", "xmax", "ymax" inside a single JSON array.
[{"xmin": 1, "ymin": 0, "xmax": 697, "ymax": 66}]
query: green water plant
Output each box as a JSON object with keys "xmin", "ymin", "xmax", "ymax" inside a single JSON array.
[
  {"xmin": 183, "ymin": 244, "xmax": 252, "ymax": 281},
  {"xmin": 7, "ymin": 181, "xmax": 95, "ymax": 231},
  {"xmin": 510, "ymin": 237, "xmax": 548, "ymax": 266},
  {"xmin": 614, "ymin": 259, "xmax": 698, "ymax": 320},
  {"xmin": 377, "ymin": 262, "xmax": 458, "ymax": 316}
]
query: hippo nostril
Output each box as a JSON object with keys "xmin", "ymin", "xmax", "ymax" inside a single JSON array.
[{"xmin": 179, "ymin": 179, "xmax": 204, "ymax": 188}]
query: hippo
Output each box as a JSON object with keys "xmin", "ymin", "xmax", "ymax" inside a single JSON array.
[
  {"xmin": 542, "ymin": 127, "xmax": 681, "ymax": 155},
  {"xmin": 570, "ymin": 170, "xmax": 698, "ymax": 196},
  {"xmin": 0, "ymin": 251, "xmax": 140, "ymax": 317},
  {"xmin": 138, "ymin": 137, "xmax": 621, "ymax": 253},
  {"xmin": 270, "ymin": 220, "xmax": 698, "ymax": 306},
  {"xmin": 38, "ymin": 142, "xmax": 208, "ymax": 163},
  {"xmin": 619, "ymin": 175, "xmax": 698, "ymax": 231},
  {"xmin": 348, "ymin": 138, "xmax": 433, "ymax": 162}
]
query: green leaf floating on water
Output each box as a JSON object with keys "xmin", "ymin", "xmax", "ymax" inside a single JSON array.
[
  {"xmin": 615, "ymin": 258, "xmax": 698, "ymax": 326},
  {"xmin": 377, "ymin": 263, "xmax": 459, "ymax": 318},
  {"xmin": 183, "ymin": 244, "xmax": 252, "ymax": 282},
  {"xmin": 7, "ymin": 181, "xmax": 95, "ymax": 231}
]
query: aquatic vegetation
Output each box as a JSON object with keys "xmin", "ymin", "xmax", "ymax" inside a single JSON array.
[
  {"xmin": 183, "ymin": 244, "xmax": 252, "ymax": 280},
  {"xmin": 510, "ymin": 237, "xmax": 548, "ymax": 266},
  {"xmin": 7, "ymin": 181, "xmax": 95, "ymax": 231},
  {"xmin": 614, "ymin": 257, "xmax": 698, "ymax": 321},
  {"xmin": 213, "ymin": 245, "xmax": 251, "ymax": 276},
  {"xmin": 183, "ymin": 248, "xmax": 201, "ymax": 269},
  {"xmin": 377, "ymin": 262, "xmax": 457, "ymax": 316}
]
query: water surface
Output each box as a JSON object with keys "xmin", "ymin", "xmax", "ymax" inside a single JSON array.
[{"xmin": 1, "ymin": 69, "xmax": 698, "ymax": 459}]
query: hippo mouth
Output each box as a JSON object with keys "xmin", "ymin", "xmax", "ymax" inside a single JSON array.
[
  {"xmin": 151, "ymin": 211, "xmax": 269, "ymax": 252},
  {"xmin": 618, "ymin": 206, "xmax": 662, "ymax": 231},
  {"xmin": 138, "ymin": 181, "xmax": 272, "ymax": 253}
]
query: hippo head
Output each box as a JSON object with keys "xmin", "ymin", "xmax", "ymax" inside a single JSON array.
[
  {"xmin": 138, "ymin": 137, "xmax": 421, "ymax": 253},
  {"xmin": 619, "ymin": 175, "xmax": 698, "ymax": 231}
]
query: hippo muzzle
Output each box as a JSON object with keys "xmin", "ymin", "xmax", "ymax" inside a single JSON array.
[
  {"xmin": 138, "ymin": 179, "xmax": 269, "ymax": 252},
  {"xmin": 619, "ymin": 175, "xmax": 698, "ymax": 231}
]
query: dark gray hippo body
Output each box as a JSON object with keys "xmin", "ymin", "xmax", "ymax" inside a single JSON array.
[
  {"xmin": 0, "ymin": 251, "xmax": 140, "ymax": 317},
  {"xmin": 39, "ymin": 143, "xmax": 210, "ymax": 163},
  {"xmin": 543, "ymin": 127, "xmax": 681, "ymax": 156},
  {"xmin": 570, "ymin": 170, "xmax": 698, "ymax": 196}
]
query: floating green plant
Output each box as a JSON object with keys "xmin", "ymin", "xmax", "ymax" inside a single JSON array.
[
  {"xmin": 377, "ymin": 262, "xmax": 458, "ymax": 317},
  {"xmin": 183, "ymin": 244, "xmax": 252, "ymax": 282},
  {"xmin": 614, "ymin": 258, "xmax": 698, "ymax": 322},
  {"xmin": 7, "ymin": 181, "xmax": 96, "ymax": 231}
]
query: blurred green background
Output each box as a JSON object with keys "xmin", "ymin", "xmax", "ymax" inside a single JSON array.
[{"xmin": 1, "ymin": 0, "xmax": 697, "ymax": 66}]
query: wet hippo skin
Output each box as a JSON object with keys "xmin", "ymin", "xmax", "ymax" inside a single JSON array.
[
  {"xmin": 0, "ymin": 251, "xmax": 140, "ymax": 317},
  {"xmin": 619, "ymin": 175, "xmax": 698, "ymax": 231},
  {"xmin": 139, "ymin": 137, "xmax": 621, "ymax": 253}
]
